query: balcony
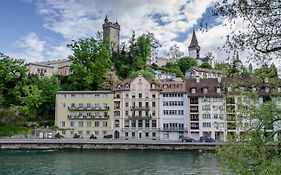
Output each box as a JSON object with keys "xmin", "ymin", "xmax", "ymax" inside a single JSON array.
[
  {"xmin": 67, "ymin": 115, "xmax": 110, "ymax": 120},
  {"xmin": 130, "ymin": 106, "xmax": 150, "ymax": 111},
  {"xmin": 68, "ymin": 106, "xmax": 110, "ymax": 111},
  {"xmin": 114, "ymin": 106, "xmax": 120, "ymax": 109},
  {"xmin": 127, "ymin": 115, "xmax": 152, "ymax": 120},
  {"xmin": 162, "ymin": 127, "xmax": 185, "ymax": 131}
]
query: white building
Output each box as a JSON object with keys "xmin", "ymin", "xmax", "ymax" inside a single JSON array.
[{"xmin": 159, "ymin": 80, "xmax": 188, "ymax": 140}]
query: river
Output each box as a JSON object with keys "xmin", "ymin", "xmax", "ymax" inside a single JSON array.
[{"xmin": 0, "ymin": 150, "xmax": 227, "ymax": 175}]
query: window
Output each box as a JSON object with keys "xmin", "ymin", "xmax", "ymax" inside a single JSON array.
[
  {"xmin": 115, "ymin": 120, "xmax": 120, "ymax": 127},
  {"xmin": 191, "ymin": 88, "xmax": 196, "ymax": 94},
  {"xmin": 103, "ymin": 121, "xmax": 108, "ymax": 127},
  {"xmin": 79, "ymin": 121, "xmax": 83, "ymax": 127},
  {"xmin": 70, "ymin": 121, "xmax": 74, "ymax": 127},
  {"xmin": 132, "ymin": 132, "xmax": 135, "ymax": 137},
  {"xmin": 152, "ymin": 102, "xmax": 155, "ymax": 107},
  {"xmin": 70, "ymin": 131, "xmax": 74, "ymax": 135},
  {"xmin": 131, "ymin": 121, "xmax": 136, "ymax": 128},
  {"xmin": 71, "ymin": 103, "xmax": 75, "ymax": 108},
  {"xmin": 86, "ymin": 131, "xmax": 91, "ymax": 135},
  {"xmin": 125, "ymin": 111, "xmax": 129, "ymax": 116},
  {"xmin": 78, "ymin": 131, "xmax": 83, "ymax": 135},
  {"xmin": 95, "ymin": 131, "xmax": 99, "ymax": 135},
  {"xmin": 152, "ymin": 120, "xmax": 156, "ymax": 128},
  {"xmin": 125, "ymin": 93, "xmax": 129, "ymax": 98},
  {"xmin": 202, "ymin": 105, "xmax": 211, "ymax": 111},
  {"xmin": 202, "ymin": 114, "xmax": 211, "ymax": 119},
  {"xmin": 152, "ymin": 132, "xmax": 156, "ymax": 137},
  {"xmin": 132, "ymin": 94, "xmax": 135, "ymax": 98},
  {"xmin": 227, "ymin": 87, "xmax": 232, "ymax": 92},
  {"xmin": 125, "ymin": 120, "xmax": 129, "ymax": 128},
  {"xmin": 95, "ymin": 121, "xmax": 99, "ymax": 127},
  {"xmin": 125, "ymin": 102, "xmax": 129, "ymax": 108},
  {"xmin": 145, "ymin": 132, "xmax": 149, "ymax": 137},
  {"xmin": 152, "ymin": 94, "xmax": 156, "ymax": 98},
  {"xmin": 203, "ymin": 122, "xmax": 211, "ymax": 127},
  {"xmin": 87, "ymin": 121, "xmax": 91, "ymax": 127},
  {"xmin": 125, "ymin": 132, "xmax": 128, "ymax": 137},
  {"xmin": 145, "ymin": 120, "xmax": 149, "ymax": 128},
  {"xmin": 138, "ymin": 120, "xmax": 143, "ymax": 127},
  {"xmin": 203, "ymin": 88, "xmax": 208, "ymax": 93},
  {"xmin": 214, "ymin": 114, "xmax": 218, "ymax": 119},
  {"xmin": 61, "ymin": 121, "xmax": 65, "ymax": 127},
  {"xmin": 87, "ymin": 103, "xmax": 91, "ymax": 108},
  {"xmin": 216, "ymin": 88, "xmax": 221, "ymax": 93},
  {"xmin": 139, "ymin": 93, "xmax": 142, "ymax": 98}
]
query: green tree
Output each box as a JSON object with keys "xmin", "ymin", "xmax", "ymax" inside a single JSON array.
[
  {"xmin": 213, "ymin": 0, "xmax": 281, "ymax": 61},
  {"xmin": 67, "ymin": 37, "xmax": 112, "ymax": 90},
  {"xmin": 217, "ymin": 95, "xmax": 281, "ymax": 175},
  {"xmin": 199, "ymin": 62, "xmax": 212, "ymax": 69},
  {"xmin": 176, "ymin": 56, "xmax": 197, "ymax": 74},
  {"xmin": 0, "ymin": 53, "xmax": 27, "ymax": 106},
  {"xmin": 161, "ymin": 62, "xmax": 183, "ymax": 78},
  {"xmin": 254, "ymin": 64, "xmax": 278, "ymax": 79},
  {"xmin": 132, "ymin": 34, "xmax": 151, "ymax": 71}
]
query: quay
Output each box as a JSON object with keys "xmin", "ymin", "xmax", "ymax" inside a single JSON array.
[{"xmin": 0, "ymin": 139, "xmax": 225, "ymax": 151}]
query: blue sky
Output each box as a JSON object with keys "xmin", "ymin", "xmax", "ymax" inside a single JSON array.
[{"xmin": 0, "ymin": 0, "xmax": 236, "ymax": 63}]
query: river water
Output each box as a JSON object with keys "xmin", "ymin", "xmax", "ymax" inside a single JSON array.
[{"xmin": 0, "ymin": 150, "xmax": 227, "ymax": 175}]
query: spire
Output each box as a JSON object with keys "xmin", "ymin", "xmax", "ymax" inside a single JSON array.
[
  {"xmin": 104, "ymin": 15, "xmax": 108, "ymax": 23},
  {"xmin": 188, "ymin": 30, "xmax": 200, "ymax": 49}
]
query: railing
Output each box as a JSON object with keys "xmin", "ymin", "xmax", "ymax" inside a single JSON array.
[
  {"xmin": 68, "ymin": 106, "xmax": 110, "ymax": 111},
  {"xmin": 67, "ymin": 115, "xmax": 110, "ymax": 120},
  {"xmin": 127, "ymin": 115, "xmax": 152, "ymax": 119},
  {"xmin": 114, "ymin": 106, "xmax": 120, "ymax": 109},
  {"xmin": 130, "ymin": 106, "xmax": 150, "ymax": 110},
  {"xmin": 162, "ymin": 127, "xmax": 185, "ymax": 131}
]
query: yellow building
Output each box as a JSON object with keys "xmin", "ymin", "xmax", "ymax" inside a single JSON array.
[{"xmin": 55, "ymin": 91, "xmax": 114, "ymax": 139}]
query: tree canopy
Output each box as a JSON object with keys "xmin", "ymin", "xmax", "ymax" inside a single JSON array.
[{"xmin": 213, "ymin": 0, "xmax": 281, "ymax": 61}]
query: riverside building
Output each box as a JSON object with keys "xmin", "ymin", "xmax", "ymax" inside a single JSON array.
[
  {"xmin": 55, "ymin": 91, "xmax": 114, "ymax": 139},
  {"xmin": 159, "ymin": 80, "xmax": 189, "ymax": 140},
  {"xmin": 112, "ymin": 74, "xmax": 161, "ymax": 140}
]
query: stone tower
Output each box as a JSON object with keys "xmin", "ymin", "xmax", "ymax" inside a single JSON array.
[
  {"xmin": 188, "ymin": 30, "xmax": 200, "ymax": 59},
  {"xmin": 102, "ymin": 16, "xmax": 120, "ymax": 52}
]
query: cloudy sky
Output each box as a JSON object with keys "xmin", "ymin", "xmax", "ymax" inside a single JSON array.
[{"xmin": 0, "ymin": 0, "xmax": 241, "ymax": 64}]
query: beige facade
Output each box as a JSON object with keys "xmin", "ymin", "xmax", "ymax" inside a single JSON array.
[
  {"xmin": 113, "ymin": 74, "xmax": 161, "ymax": 140},
  {"xmin": 26, "ymin": 63, "xmax": 54, "ymax": 77},
  {"xmin": 27, "ymin": 59, "xmax": 71, "ymax": 77},
  {"xmin": 55, "ymin": 91, "xmax": 114, "ymax": 139}
]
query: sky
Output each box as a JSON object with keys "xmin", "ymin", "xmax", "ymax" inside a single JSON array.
[{"xmin": 0, "ymin": 0, "xmax": 246, "ymax": 64}]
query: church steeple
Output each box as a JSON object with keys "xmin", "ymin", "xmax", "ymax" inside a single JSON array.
[{"xmin": 188, "ymin": 30, "xmax": 200, "ymax": 59}]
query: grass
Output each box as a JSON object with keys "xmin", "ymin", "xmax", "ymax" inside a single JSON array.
[{"xmin": 0, "ymin": 126, "xmax": 30, "ymax": 137}]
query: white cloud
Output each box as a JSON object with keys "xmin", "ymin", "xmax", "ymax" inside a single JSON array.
[
  {"xmin": 9, "ymin": 33, "xmax": 45, "ymax": 63},
  {"xmin": 28, "ymin": 0, "xmax": 215, "ymax": 58}
]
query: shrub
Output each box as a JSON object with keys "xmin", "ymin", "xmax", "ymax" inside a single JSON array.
[
  {"xmin": 73, "ymin": 133, "xmax": 80, "ymax": 139},
  {"xmin": 55, "ymin": 132, "xmax": 64, "ymax": 139},
  {"xmin": 104, "ymin": 134, "xmax": 112, "ymax": 139},
  {"xmin": 90, "ymin": 134, "xmax": 97, "ymax": 139}
]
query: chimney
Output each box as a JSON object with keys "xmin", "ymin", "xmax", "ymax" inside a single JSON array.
[{"xmin": 196, "ymin": 76, "xmax": 200, "ymax": 83}]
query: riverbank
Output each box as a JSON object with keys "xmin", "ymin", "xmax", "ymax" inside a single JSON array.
[{"xmin": 0, "ymin": 139, "xmax": 225, "ymax": 151}]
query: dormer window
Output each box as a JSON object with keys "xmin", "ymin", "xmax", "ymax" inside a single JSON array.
[
  {"xmin": 125, "ymin": 83, "xmax": 130, "ymax": 89},
  {"xmin": 151, "ymin": 84, "xmax": 156, "ymax": 89},
  {"xmin": 191, "ymin": 88, "xmax": 196, "ymax": 94},
  {"xmin": 227, "ymin": 87, "xmax": 232, "ymax": 92},
  {"xmin": 216, "ymin": 88, "xmax": 221, "ymax": 93},
  {"xmin": 265, "ymin": 87, "xmax": 270, "ymax": 93},
  {"xmin": 116, "ymin": 84, "xmax": 121, "ymax": 89},
  {"xmin": 203, "ymin": 88, "xmax": 208, "ymax": 93}
]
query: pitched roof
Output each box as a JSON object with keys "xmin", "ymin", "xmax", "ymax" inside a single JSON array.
[{"xmin": 188, "ymin": 30, "xmax": 200, "ymax": 49}]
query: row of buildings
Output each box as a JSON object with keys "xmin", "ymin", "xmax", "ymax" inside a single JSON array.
[{"xmin": 55, "ymin": 73, "xmax": 281, "ymax": 141}]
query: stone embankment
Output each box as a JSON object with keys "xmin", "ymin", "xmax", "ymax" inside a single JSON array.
[{"xmin": 0, "ymin": 139, "xmax": 225, "ymax": 151}]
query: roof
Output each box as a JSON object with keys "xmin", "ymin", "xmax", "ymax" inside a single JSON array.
[
  {"xmin": 26, "ymin": 63, "xmax": 54, "ymax": 68},
  {"xmin": 189, "ymin": 67, "xmax": 222, "ymax": 74},
  {"xmin": 188, "ymin": 30, "xmax": 200, "ymax": 49},
  {"xmin": 160, "ymin": 80, "xmax": 186, "ymax": 93},
  {"xmin": 57, "ymin": 91, "xmax": 113, "ymax": 94}
]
